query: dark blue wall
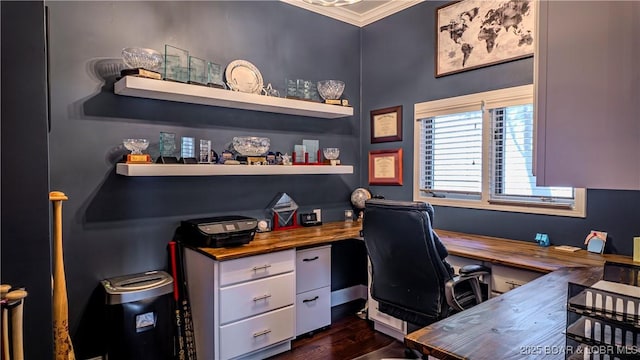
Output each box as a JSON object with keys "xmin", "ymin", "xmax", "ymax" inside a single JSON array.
[
  {"xmin": 43, "ymin": 1, "xmax": 361, "ymax": 357},
  {"xmin": 361, "ymin": 1, "xmax": 640, "ymax": 256}
]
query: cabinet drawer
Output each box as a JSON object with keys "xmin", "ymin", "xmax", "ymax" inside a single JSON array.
[
  {"xmin": 220, "ymin": 272, "xmax": 295, "ymax": 325},
  {"xmin": 220, "ymin": 305, "xmax": 294, "ymax": 360},
  {"xmin": 295, "ymin": 286, "xmax": 331, "ymax": 336},
  {"xmin": 492, "ymin": 264, "xmax": 542, "ymax": 294},
  {"xmin": 220, "ymin": 249, "xmax": 295, "ymax": 286},
  {"xmin": 296, "ymin": 245, "xmax": 331, "ymax": 293}
]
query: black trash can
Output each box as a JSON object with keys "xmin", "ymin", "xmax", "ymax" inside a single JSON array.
[{"xmin": 101, "ymin": 270, "xmax": 174, "ymax": 360}]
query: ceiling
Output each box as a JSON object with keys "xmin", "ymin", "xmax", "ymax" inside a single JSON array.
[{"xmin": 281, "ymin": 0, "xmax": 424, "ymax": 27}]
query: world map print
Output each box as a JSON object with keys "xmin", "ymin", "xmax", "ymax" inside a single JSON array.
[{"xmin": 436, "ymin": 0, "xmax": 535, "ymax": 77}]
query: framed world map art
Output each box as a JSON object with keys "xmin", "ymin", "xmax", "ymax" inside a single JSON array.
[{"xmin": 436, "ymin": 0, "xmax": 535, "ymax": 77}]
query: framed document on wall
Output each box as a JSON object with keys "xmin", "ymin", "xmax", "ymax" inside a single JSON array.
[
  {"xmin": 368, "ymin": 149, "xmax": 403, "ymax": 186},
  {"xmin": 370, "ymin": 105, "xmax": 402, "ymax": 143}
]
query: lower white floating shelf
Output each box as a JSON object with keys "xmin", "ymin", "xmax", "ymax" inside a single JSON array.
[{"xmin": 116, "ymin": 163, "xmax": 354, "ymax": 176}]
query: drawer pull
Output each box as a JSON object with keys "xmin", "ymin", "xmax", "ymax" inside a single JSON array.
[
  {"xmin": 505, "ymin": 280, "xmax": 522, "ymax": 289},
  {"xmin": 252, "ymin": 294, "xmax": 272, "ymax": 302},
  {"xmin": 302, "ymin": 296, "xmax": 319, "ymax": 303},
  {"xmin": 302, "ymin": 256, "xmax": 319, "ymax": 262},
  {"xmin": 253, "ymin": 329, "xmax": 271, "ymax": 338},
  {"xmin": 251, "ymin": 264, "xmax": 271, "ymax": 272}
]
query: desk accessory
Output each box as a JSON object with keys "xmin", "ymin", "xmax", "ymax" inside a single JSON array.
[
  {"xmin": 584, "ymin": 230, "xmax": 607, "ymax": 254},
  {"xmin": 534, "ymin": 233, "xmax": 550, "ymax": 247},
  {"xmin": 565, "ymin": 261, "xmax": 639, "ymax": 356},
  {"xmin": 300, "ymin": 212, "xmax": 322, "ymax": 227},
  {"xmin": 554, "ymin": 245, "xmax": 581, "ymax": 252},
  {"xmin": 257, "ymin": 219, "xmax": 272, "ymax": 232}
]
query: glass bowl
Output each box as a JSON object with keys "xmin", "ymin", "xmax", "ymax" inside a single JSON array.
[
  {"xmin": 121, "ymin": 47, "xmax": 163, "ymax": 71},
  {"xmin": 232, "ymin": 136, "xmax": 270, "ymax": 156},
  {"xmin": 317, "ymin": 80, "xmax": 345, "ymax": 100},
  {"xmin": 323, "ymin": 147, "xmax": 340, "ymax": 160},
  {"xmin": 123, "ymin": 139, "xmax": 149, "ymax": 154}
]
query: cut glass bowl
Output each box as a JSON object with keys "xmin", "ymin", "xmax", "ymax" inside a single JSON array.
[
  {"xmin": 123, "ymin": 139, "xmax": 149, "ymax": 155},
  {"xmin": 323, "ymin": 148, "xmax": 340, "ymax": 160},
  {"xmin": 317, "ymin": 80, "xmax": 345, "ymax": 100},
  {"xmin": 122, "ymin": 47, "xmax": 163, "ymax": 71},
  {"xmin": 232, "ymin": 136, "xmax": 270, "ymax": 156}
]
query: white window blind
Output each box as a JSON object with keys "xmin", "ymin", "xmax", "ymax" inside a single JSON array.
[
  {"xmin": 490, "ymin": 105, "xmax": 574, "ymax": 205},
  {"xmin": 413, "ymin": 84, "xmax": 586, "ymax": 217},
  {"xmin": 420, "ymin": 110, "xmax": 482, "ymax": 197}
]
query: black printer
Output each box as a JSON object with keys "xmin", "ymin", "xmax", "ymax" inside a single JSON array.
[{"xmin": 176, "ymin": 215, "xmax": 258, "ymax": 248}]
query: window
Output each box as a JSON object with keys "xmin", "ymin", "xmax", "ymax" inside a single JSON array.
[{"xmin": 413, "ymin": 85, "xmax": 586, "ymax": 217}]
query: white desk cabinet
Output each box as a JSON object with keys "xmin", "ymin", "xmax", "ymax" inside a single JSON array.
[
  {"xmin": 184, "ymin": 248, "xmax": 296, "ymax": 360},
  {"xmin": 295, "ymin": 245, "xmax": 331, "ymax": 336}
]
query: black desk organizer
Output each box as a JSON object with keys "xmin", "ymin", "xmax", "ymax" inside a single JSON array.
[{"xmin": 565, "ymin": 262, "xmax": 640, "ymax": 360}]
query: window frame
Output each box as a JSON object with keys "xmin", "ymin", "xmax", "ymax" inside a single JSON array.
[{"xmin": 413, "ymin": 84, "xmax": 586, "ymax": 218}]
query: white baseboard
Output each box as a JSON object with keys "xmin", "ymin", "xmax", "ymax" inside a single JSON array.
[{"xmin": 331, "ymin": 284, "xmax": 367, "ymax": 307}]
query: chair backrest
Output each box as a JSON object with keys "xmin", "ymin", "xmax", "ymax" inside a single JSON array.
[{"xmin": 363, "ymin": 199, "xmax": 453, "ymax": 325}]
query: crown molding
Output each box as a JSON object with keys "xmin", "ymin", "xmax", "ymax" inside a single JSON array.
[{"xmin": 281, "ymin": 0, "xmax": 424, "ymax": 27}]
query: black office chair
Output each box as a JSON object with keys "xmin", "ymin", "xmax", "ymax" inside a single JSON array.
[{"xmin": 363, "ymin": 199, "xmax": 490, "ymax": 331}]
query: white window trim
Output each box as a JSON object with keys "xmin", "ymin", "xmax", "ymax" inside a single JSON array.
[{"xmin": 413, "ymin": 85, "xmax": 586, "ymax": 218}]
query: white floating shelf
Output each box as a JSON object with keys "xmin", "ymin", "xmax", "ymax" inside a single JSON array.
[
  {"xmin": 116, "ymin": 163, "xmax": 354, "ymax": 176},
  {"xmin": 114, "ymin": 76, "xmax": 354, "ymax": 119}
]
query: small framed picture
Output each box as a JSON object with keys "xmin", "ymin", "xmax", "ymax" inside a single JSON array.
[
  {"xmin": 368, "ymin": 149, "xmax": 403, "ymax": 186},
  {"xmin": 370, "ymin": 105, "xmax": 402, "ymax": 143}
]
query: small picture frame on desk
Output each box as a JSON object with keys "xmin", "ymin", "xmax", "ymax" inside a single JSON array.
[{"xmin": 370, "ymin": 105, "xmax": 402, "ymax": 143}]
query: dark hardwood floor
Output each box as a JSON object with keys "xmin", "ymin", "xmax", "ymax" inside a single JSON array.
[{"xmin": 267, "ymin": 300, "xmax": 398, "ymax": 360}]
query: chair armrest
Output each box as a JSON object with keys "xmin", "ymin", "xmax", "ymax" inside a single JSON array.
[
  {"xmin": 445, "ymin": 266, "xmax": 490, "ymax": 312},
  {"xmin": 459, "ymin": 264, "xmax": 490, "ymax": 277}
]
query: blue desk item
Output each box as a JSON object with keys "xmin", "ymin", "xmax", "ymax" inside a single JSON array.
[{"xmin": 535, "ymin": 233, "xmax": 550, "ymax": 247}]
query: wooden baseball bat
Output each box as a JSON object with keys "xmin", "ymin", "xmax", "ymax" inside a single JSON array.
[
  {"xmin": 49, "ymin": 191, "xmax": 75, "ymax": 360},
  {"xmin": 175, "ymin": 243, "xmax": 197, "ymax": 360},
  {"xmin": 1, "ymin": 284, "xmax": 10, "ymax": 360},
  {"xmin": 6, "ymin": 289, "xmax": 27, "ymax": 360},
  {"xmin": 168, "ymin": 241, "xmax": 186, "ymax": 360}
]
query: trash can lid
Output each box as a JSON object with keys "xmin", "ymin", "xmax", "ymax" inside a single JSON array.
[{"xmin": 101, "ymin": 270, "xmax": 173, "ymax": 304}]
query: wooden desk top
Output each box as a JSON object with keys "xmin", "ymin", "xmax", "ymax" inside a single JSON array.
[
  {"xmin": 192, "ymin": 221, "xmax": 636, "ymax": 273},
  {"xmin": 404, "ymin": 267, "xmax": 605, "ymax": 360},
  {"xmin": 437, "ymin": 230, "xmax": 636, "ymax": 273},
  {"xmin": 193, "ymin": 221, "xmax": 362, "ymax": 261},
  {"xmin": 190, "ymin": 221, "xmax": 636, "ymax": 359}
]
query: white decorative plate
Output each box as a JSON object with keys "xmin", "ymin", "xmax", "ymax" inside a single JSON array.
[{"xmin": 225, "ymin": 60, "xmax": 264, "ymax": 94}]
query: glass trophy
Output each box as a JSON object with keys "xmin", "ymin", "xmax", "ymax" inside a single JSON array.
[
  {"xmin": 293, "ymin": 144, "xmax": 306, "ymax": 164},
  {"xmin": 199, "ymin": 140, "xmax": 211, "ymax": 163},
  {"xmin": 303, "ymin": 139, "xmax": 319, "ymax": 163},
  {"xmin": 164, "ymin": 45, "xmax": 189, "ymax": 83},
  {"xmin": 180, "ymin": 136, "xmax": 197, "ymax": 164},
  {"xmin": 286, "ymin": 79, "xmax": 297, "ymax": 99},
  {"xmin": 207, "ymin": 61, "xmax": 224, "ymax": 89},
  {"xmin": 267, "ymin": 192, "xmax": 299, "ymax": 230},
  {"xmin": 157, "ymin": 131, "xmax": 178, "ymax": 163},
  {"xmin": 123, "ymin": 138, "xmax": 151, "ymax": 163},
  {"xmin": 188, "ymin": 56, "xmax": 207, "ymax": 85}
]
